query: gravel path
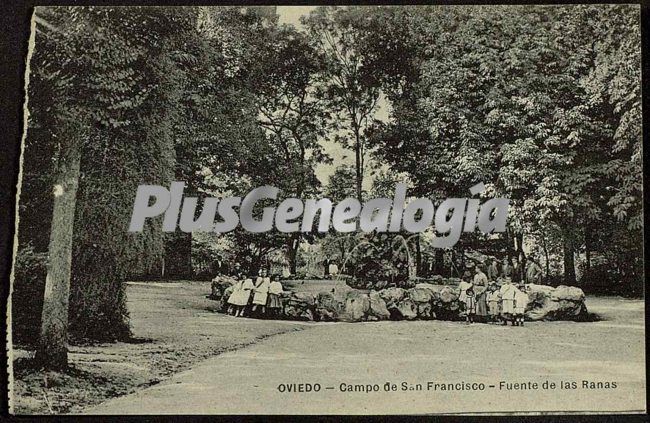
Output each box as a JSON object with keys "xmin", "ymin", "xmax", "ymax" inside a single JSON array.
[{"xmin": 85, "ymin": 297, "xmax": 645, "ymax": 415}]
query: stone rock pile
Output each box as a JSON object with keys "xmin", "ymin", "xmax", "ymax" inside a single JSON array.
[{"xmin": 209, "ymin": 279, "xmax": 588, "ymax": 322}]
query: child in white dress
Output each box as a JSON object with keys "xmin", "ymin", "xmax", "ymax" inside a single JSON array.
[
  {"xmin": 514, "ymin": 284, "xmax": 529, "ymax": 326},
  {"xmin": 226, "ymin": 279, "xmax": 243, "ymax": 316},
  {"xmin": 228, "ymin": 275, "xmax": 255, "ymax": 317},
  {"xmin": 252, "ymin": 269, "xmax": 271, "ymax": 317},
  {"xmin": 464, "ymin": 286, "xmax": 476, "ymax": 324},
  {"xmin": 499, "ymin": 277, "xmax": 518, "ymax": 325},
  {"xmin": 267, "ymin": 275, "xmax": 284, "ymax": 318},
  {"xmin": 486, "ymin": 284, "xmax": 501, "ymax": 323}
]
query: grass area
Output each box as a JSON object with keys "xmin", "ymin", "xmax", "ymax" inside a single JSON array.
[{"xmin": 10, "ymin": 281, "xmax": 305, "ymax": 415}]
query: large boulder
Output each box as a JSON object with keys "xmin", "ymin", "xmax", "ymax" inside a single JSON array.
[
  {"xmin": 414, "ymin": 283, "xmax": 439, "ymax": 294},
  {"xmin": 436, "ymin": 285, "xmax": 460, "ymax": 304},
  {"xmin": 395, "ymin": 297, "xmax": 418, "ymax": 320},
  {"xmin": 429, "ymin": 285, "xmax": 463, "ymax": 320},
  {"xmin": 314, "ymin": 291, "xmax": 345, "ymax": 321},
  {"xmin": 552, "ymin": 285, "xmax": 586, "ymax": 302},
  {"xmin": 378, "ymin": 287, "xmax": 417, "ymax": 320},
  {"xmin": 378, "ymin": 287, "xmax": 406, "ymax": 309},
  {"xmin": 340, "ymin": 291, "xmax": 371, "ymax": 322},
  {"xmin": 367, "ymin": 290, "xmax": 391, "ymax": 321},
  {"xmin": 283, "ymin": 292, "xmax": 315, "ymax": 321},
  {"xmin": 525, "ymin": 284, "xmax": 587, "ymax": 321},
  {"xmin": 407, "ymin": 287, "xmax": 437, "ymax": 319}
]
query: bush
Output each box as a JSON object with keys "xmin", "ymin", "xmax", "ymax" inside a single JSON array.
[{"xmin": 345, "ymin": 233, "xmax": 410, "ymax": 289}]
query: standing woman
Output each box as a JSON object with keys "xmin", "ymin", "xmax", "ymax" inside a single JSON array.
[{"xmin": 473, "ymin": 264, "xmax": 489, "ymax": 323}]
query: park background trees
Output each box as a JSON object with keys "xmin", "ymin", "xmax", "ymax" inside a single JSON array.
[{"xmin": 12, "ymin": 5, "xmax": 642, "ymax": 369}]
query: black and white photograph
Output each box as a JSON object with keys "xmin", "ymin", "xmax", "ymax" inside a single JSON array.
[{"xmin": 6, "ymin": 4, "xmax": 645, "ymax": 415}]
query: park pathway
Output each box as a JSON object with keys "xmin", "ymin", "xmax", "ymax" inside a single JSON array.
[{"xmin": 85, "ymin": 298, "xmax": 645, "ymax": 415}]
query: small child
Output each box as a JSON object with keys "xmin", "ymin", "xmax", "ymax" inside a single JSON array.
[
  {"xmin": 252, "ymin": 269, "xmax": 271, "ymax": 317},
  {"xmin": 228, "ymin": 275, "xmax": 255, "ymax": 317},
  {"xmin": 464, "ymin": 286, "xmax": 476, "ymax": 324},
  {"xmin": 267, "ymin": 275, "xmax": 284, "ymax": 318},
  {"xmin": 486, "ymin": 284, "xmax": 501, "ymax": 323},
  {"xmin": 513, "ymin": 284, "xmax": 529, "ymax": 326},
  {"xmin": 499, "ymin": 277, "xmax": 517, "ymax": 325},
  {"xmin": 458, "ymin": 279, "xmax": 473, "ymax": 313},
  {"xmin": 226, "ymin": 279, "xmax": 244, "ymax": 316}
]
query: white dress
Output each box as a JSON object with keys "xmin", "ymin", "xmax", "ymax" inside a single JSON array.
[
  {"xmin": 228, "ymin": 279, "xmax": 254, "ymax": 306},
  {"xmin": 514, "ymin": 290, "xmax": 529, "ymax": 315},
  {"xmin": 227, "ymin": 281, "xmax": 243, "ymax": 306},
  {"xmin": 458, "ymin": 281, "xmax": 472, "ymax": 303},
  {"xmin": 252, "ymin": 277, "xmax": 271, "ymax": 305},
  {"xmin": 500, "ymin": 283, "xmax": 518, "ymax": 315}
]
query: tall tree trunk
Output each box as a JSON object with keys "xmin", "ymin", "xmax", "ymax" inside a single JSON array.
[
  {"xmin": 415, "ymin": 235, "xmax": 422, "ymax": 277},
  {"xmin": 517, "ymin": 232, "xmax": 526, "ymax": 282},
  {"xmin": 354, "ymin": 126, "xmax": 363, "ymax": 203},
  {"xmin": 164, "ymin": 232, "xmax": 192, "ymax": 279},
  {"xmin": 563, "ymin": 228, "xmax": 576, "ymax": 285},
  {"xmin": 434, "ymin": 249, "xmax": 444, "ymax": 276},
  {"xmin": 504, "ymin": 229, "xmax": 513, "ymax": 261},
  {"xmin": 541, "ymin": 234, "xmax": 550, "ymax": 279},
  {"xmin": 36, "ymin": 143, "xmax": 81, "ymax": 370},
  {"xmin": 339, "ymin": 240, "xmax": 346, "ymax": 273},
  {"xmin": 249, "ymin": 250, "xmax": 261, "ymax": 276},
  {"xmin": 161, "ymin": 257, "xmax": 165, "ymax": 279},
  {"xmin": 584, "ymin": 222, "xmax": 591, "ymax": 282},
  {"xmin": 450, "ymin": 249, "xmax": 456, "ymax": 277},
  {"xmin": 287, "ymin": 234, "xmax": 300, "ymax": 275},
  {"xmin": 164, "ymin": 176, "xmax": 196, "ymax": 279}
]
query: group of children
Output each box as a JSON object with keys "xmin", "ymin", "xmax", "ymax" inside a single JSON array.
[
  {"xmin": 225, "ymin": 269, "xmax": 286, "ymax": 318},
  {"xmin": 461, "ymin": 277, "xmax": 529, "ymax": 326},
  {"xmin": 220, "ymin": 261, "xmax": 531, "ymax": 325}
]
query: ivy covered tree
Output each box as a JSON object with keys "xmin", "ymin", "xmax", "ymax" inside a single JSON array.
[{"xmin": 22, "ymin": 6, "xmax": 208, "ymax": 367}]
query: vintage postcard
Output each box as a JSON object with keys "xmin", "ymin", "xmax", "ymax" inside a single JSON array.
[{"xmin": 7, "ymin": 5, "xmax": 645, "ymax": 415}]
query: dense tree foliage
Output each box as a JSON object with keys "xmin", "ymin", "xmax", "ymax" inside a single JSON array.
[{"xmin": 359, "ymin": 5, "xmax": 642, "ymax": 291}]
